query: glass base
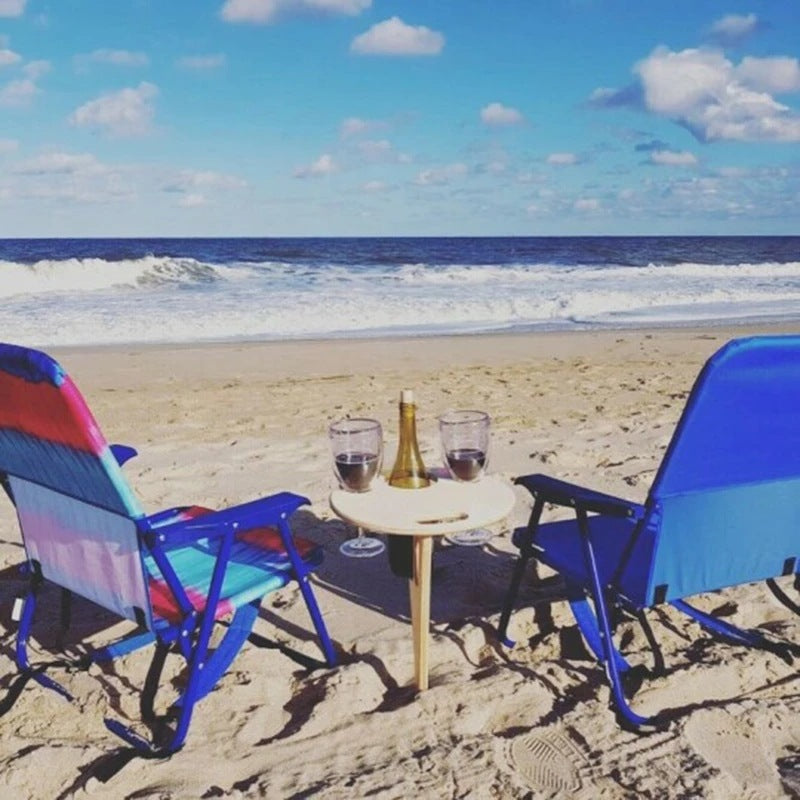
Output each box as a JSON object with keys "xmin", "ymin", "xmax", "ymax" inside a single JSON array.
[
  {"xmin": 340, "ymin": 535, "xmax": 386, "ymax": 558},
  {"xmin": 446, "ymin": 528, "xmax": 494, "ymax": 547}
]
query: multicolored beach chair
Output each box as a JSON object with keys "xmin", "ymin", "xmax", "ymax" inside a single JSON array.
[
  {"xmin": 0, "ymin": 343, "xmax": 336, "ymax": 755},
  {"xmin": 499, "ymin": 335, "xmax": 800, "ymax": 728}
]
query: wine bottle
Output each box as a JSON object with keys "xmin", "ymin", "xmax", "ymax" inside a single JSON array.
[
  {"xmin": 388, "ymin": 389, "xmax": 430, "ymax": 489},
  {"xmin": 387, "ymin": 389, "xmax": 429, "ymax": 578}
]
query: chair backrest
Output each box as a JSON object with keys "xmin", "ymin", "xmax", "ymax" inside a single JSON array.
[
  {"xmin": 643, "ymin": 336, "xmax": 800, "ymax": 604},
  {"xmin": 0, "ymin": 343, "xmax": 153, "ymax": 626}
]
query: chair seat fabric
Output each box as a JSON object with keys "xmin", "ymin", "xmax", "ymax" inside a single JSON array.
[
  {"xmin": 144, "ymin": 506, "xmax": 323, "ymax": 625},
  {"xmin": 513, "ymin": 515, "xmax": 652, "ymax": 606}
]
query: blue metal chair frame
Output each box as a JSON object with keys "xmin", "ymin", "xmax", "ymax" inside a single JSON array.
[
  {"xmin": 0, "ymin": 343, "xmax": 337, "ymax": 756},
  {"xmin": 9, "ymin": 480, "xmax": 337, "ymax": 756},
  {"xmin": 499, "ymin": 336, "xmax": 800, "ymax": 730}
]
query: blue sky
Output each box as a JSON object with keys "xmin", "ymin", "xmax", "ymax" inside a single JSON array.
[{"xmin": 1, "ymin": 0, "xmax": 798, "ymax": 237}]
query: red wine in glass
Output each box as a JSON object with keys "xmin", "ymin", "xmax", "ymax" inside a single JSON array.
[
  {"xmin": 445, "ymin": 447, "xmax": 486, "ymax": 481},
  {"xmin": 334, "ymin": 451, "xmax": 379, "ymax": 492}
]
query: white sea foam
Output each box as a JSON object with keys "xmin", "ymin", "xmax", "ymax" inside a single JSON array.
[
  {"xmin": 0, "ymin": 256, "xmax": 252, "ymax": 299},
  {"xmin": 2, "ymin": 256, "xmax": 800, "ymax": 346}
]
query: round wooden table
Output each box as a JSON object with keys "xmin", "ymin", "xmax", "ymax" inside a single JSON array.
[{"xmin": 330, "ymin": 475, "xmax": 516, "ymax": 691}]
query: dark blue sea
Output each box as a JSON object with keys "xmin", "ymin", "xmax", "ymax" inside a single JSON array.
[{"xmin": 1, "ymin": 236, "xmax": 798, "ymax": 347}]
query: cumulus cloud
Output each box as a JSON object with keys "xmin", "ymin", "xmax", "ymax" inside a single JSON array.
[
  {"xmin": 573, "ymin": 197, "xmax": 600, "ymax": 212},
  {"xmin": 339, "ymin": 116, "xmax": 388, "ymax": 138},
  {"xmin": 0, "ymin": 0, "xmax": 26, "ymax": 17},
  {"xmin": 708, "ymin": 13, "xmax": 762, "ymax": 46},
  {"xmin": 163, "ymin": 169, "xmax": 246, "ymax": 192},
  {"xmin": 177, "ymin": 54, "xmax": 226, "ymax": 70},
  {"xmin": 0, "ymin": 47, "xmax": 21, "ymax": 67},
  {"xmin": 75, "ymin": 49, "xmax": 149, "ymax": 71},
  {"xmin": 221, "ymin": 0, "xmax": 370, "ymax": 24},
  {"xmin": 414, "ymin": 163, "xmax": 467, "ymax": 186},
  {"xmin": 351, "ymin": 17, "xmax": 444, "ymax": 56},
  {"xmin": 546, "ymin": 152, "xmax": 578, "ymax": 165},
  {"xmin": 737, "ymin": 56, "xmax": 800, "ymax": 94},
  {"xmin": 649, "ymin": 149, "xmax": 698, "ymax": 166},
  {"xmin": 591, "ymin": 46, "xmax": 800, "ymax": 142},
  {"xmin": 0, "ymin": 78, "xmax": 37, "ymax": 106},
  {"xmin": 293, "ymin": 153, "xmax": 338, "ymax": 178},
  {"xmin": 12, "ymin": 151, "xmax": 107, "ymax": 176},
  {"xmin": 480, "ymin": 102, "xmax": 524, "ymax": 126},
  {"xmin": 354, "ymin": 138, "xmax": 410, "ymax": 164},
  {"xmin": 69, "ymin": 82, "xmax": 158, "ymax": 137},
  {"xmin": 23, "ymin": 59, "xmax": 49, "ymax": 79}
]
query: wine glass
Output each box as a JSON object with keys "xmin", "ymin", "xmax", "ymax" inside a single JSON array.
[
  {"xmin": 438, "ymin": 410, "xmax": 493, "ymax": 546},
  {"xmin": 329, "ymin": 417, "xmax": 386, "ymax": 558}
]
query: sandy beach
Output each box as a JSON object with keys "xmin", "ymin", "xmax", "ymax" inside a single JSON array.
[{"xmin": 1, "ymin": 324, "xmax": 799, "ymax": 799}]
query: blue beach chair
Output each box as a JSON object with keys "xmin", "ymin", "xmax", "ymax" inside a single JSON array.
[
  {"xmin": 499, "ymin": 335, "xmax": 800, "ymax": 728},
  {"xmin": 0, "ymin": 343, "xmax": 336, "ymax": 755}
]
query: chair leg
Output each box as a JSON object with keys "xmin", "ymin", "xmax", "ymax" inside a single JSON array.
[
  {"xmin": 14, "ymin": 580, "xmax": 73, "ymax": 701},
  {"xmin": 189, "ymin": 602, "xmax": 260, "ymax": 702},
  {"xmin": 673, "ymin": 599, "xmax": 799, "ymax": 662},
  {"xmin": 277, "ymin": 517, "xmax": 337, "ymax": 667},
  {"xmin": 566, "ymin": 585, "xmax": 631, "ymax": 675},
  {"xmin": 498, "ymin": 496, "xmax": 545, "ymax": 647},
  {"xmin": 575, "ymin": 510, "xmax": 653, "ymax": 729}
]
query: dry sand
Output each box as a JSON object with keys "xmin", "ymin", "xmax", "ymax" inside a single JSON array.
[{"xmin": 1, "ymin": 325, "xmax": 799, "ymax": 798}]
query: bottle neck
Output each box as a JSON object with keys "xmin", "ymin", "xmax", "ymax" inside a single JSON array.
[{"xmin": 399, "ymin": 401, "xmax": 418, "ymax": 437}]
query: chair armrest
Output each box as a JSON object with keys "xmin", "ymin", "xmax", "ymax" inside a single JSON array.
[
  {"xmin": 515, "ymin": 473, "xmax": 642, "ymax": 519},
  {"xmin": 110, "ymin": 444, "xmax": 138, "ymax": 467},
  {"xmin": 148, "ymin": 491, "xmax": 310, "ymax": 546}
]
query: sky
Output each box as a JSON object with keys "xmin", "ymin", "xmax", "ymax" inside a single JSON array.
[{"xmin": 0, "ymin": 0, "xmax": 799, "ymax": 237}]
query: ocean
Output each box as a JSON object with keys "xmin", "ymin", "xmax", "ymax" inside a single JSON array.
[{"xmin": 1, "ymin": 236, "xmax": 799, "ymax": 348}]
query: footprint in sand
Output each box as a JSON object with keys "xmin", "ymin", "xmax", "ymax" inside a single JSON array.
[
  {"xmin": 506, "ymin": 727, "xmax": 584, "ymax": 794},
  {"xmin": 685, "ymin": 709, "xmax": 777, "ymax": 789}
]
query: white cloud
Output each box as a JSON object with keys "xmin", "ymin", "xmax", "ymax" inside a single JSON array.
[
  {"xmin": 221, "ymin": 0, "xmax": 370, "ymax": 24},
  {"xmin": 23, "ymin": 59, "xmax": 49, "ymax": 79},
  {"xmin": 0, "ymin": 59, "xmax": 49, "ymax": 107},
  {"xmin": 737, "ymin": 56, "xmax": 800, "ymax": 95},
  {"xmin": 340, "ymin": 115, "xmax": 388, "ymax": 138},
  {"xmin": 480, "ymin": 102, "xmax": 523, "ymax": 126},
  {"xmin": 177, "ymin": 54, "xmax": 226, "ymax": 70},
  {"xmin": 546, "ymin": 152, "xmax": 578, "ymax": 165},
  {"xmin": 354, "ymin": 138, "xmax": 410, "ymax": 164},
  {"xmin": 351, "ymin": 17, "xmax": 444, "ymax": 56},
  {"xmin": 0, "ymin": 78, "xmax": 37, "ymax": 106},
  {"xmin": 574, "ymin": 197, "xmax": 600, "ymax": 212},
  {"xmin": 69, "ymin": 82, "xmax": 158, "ymax": 137},
  {"xmin": 649, "ymin": 149, "xmax": 698, "ymax": 166},
  {"xmin": 709, "ymin": 13, "xmax": 760, "ymax": 45},
  {"xmin": 178, "ymin": 193, "xmax": 207, "ymax": 207},
  {"xmin": 75, "ymin": 49, "xmax": 149, "ymax": 70},
  {"xmin": 634, "ymin": 47, "xmax": 800, "ymax": 142},
  {"xmin": 0, "ymin": 47, "xmax": 21, "ymax": 67},
  {"xmin": 293, "ymin": 153, "xmax": 338, "ymax": 178},
  {"xmin": 414, "ymin": 163, "xmax": 467, "ymax": 186},
  {"xmin": 12, "ymin": 151, "xmax": 107, "ymax": 176},
  {"xmin": 0, "ymin": 0, "xmax": 26, "ymax": 18},
  {"xmin": 0, "ymin": 138, "xmax": 18, "ymax": 154},
  {"xmin": 164, "ymin": 169, "xmax": 246, "ymax": 191}
]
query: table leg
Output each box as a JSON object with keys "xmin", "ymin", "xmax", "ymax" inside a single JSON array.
[{"xmin": 409, "ymin": 535, "xmax": 433, "ymax": 691}]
